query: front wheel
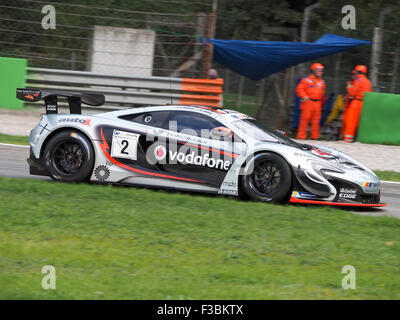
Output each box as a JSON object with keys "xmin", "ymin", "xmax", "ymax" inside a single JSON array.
[
  {"xmin": 241, "ymin": 152, "xmax": 292, "ymax": 203},
  {"xmin": 43, "ymin": 130, "xmax": 95, "ymax": 182}
]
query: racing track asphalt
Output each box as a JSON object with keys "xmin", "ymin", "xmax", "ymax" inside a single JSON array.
[{"xmin": 0, "ymin": 143, "xmax": 399, "ymax": 218}]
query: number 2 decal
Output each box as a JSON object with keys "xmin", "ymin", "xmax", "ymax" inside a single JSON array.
[
  {"xmin": 110, "ymin": 130, "xmax": 140, "ymax": 160},
  {"xmin": 120, "ymin": 140, "xmax": 129, "ymax": 155}
]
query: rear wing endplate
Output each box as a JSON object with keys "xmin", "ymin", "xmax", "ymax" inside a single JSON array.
[{"xmin": 16, "ymin": 88, "xmax": 105, "ymax": 114}]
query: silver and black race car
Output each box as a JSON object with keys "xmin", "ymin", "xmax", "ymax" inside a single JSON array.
[{"xmin": 17, "ymin": 88, "xmax": 386, "ymax": 207}]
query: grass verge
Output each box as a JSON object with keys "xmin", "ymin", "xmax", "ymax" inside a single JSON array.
[
  {"xmin": 0, "ymin": 177, "xmax": 399, "ymax": 299},
  {"xmin": 0, "ymin": 133, "xmax": 29, "ymax": 146},
  {"xmin": 375, "ymin": 170, "xmax": 400, "ymax": 182},
  {"xmin": 223, "ymin": 93, "xmax": 256, "ymax": 117}
]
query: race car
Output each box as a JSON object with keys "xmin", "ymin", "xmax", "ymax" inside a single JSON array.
[{"xmin": 17, "ymin": 88, "xmax": 386, "ymax": 207}]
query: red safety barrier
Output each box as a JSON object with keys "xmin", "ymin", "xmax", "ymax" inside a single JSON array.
[{"xmin": 179, "ymin": 78, "xmax": 224, "ymax": 107}]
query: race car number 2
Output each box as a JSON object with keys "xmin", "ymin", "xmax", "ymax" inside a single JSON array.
[{"xmin": 111, "ymin": 130, "xmax": 140, "ymax": 160}]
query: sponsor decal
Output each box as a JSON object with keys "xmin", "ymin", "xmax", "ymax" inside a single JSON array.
[
  {"xmin": 293, "ymin": 152, "xmax": 317, "ymax": 159},
  {"xmin": 169, "ymin": 150, "xmax": 231, "ymax": 170},
  {"xmin": 218, "ymin": 189, "xmax": 238, "ymax": 195},
  {"xmin": 222, "ymin": 181, "xmax": 237, "ymax": 188},
  {"xmin": 230, "ymin": 113, "xmax": 251, "ymax": 120},
  {"xmin": 178, "ymin": 141, "xmax": 239, "ymax": 159},
  {"xmin": 292, "ymin": 191, "xmax": 317, "ymax": 199},
  {"xmin": 362, "ymin": 182, "xmax": 378, "ymax": 188},
  {"xmin": 59, "ymin": 118, "xmax": 91, "ymax": 126},
  {"xmin": 46, "ymin": 104, "xmax": 57, "ymax": 112},
  {"xmin": 339, "ymin": 188, "xmax": 357, "ymax": 199},
  {"xmin": 105, "ymin": 160, "xmax": 114, "ymax": 167},
  {"xmin": 176, "ymin": 105, "xmax": 224, "ymax": 115},
  {"xmin": 110, "ymin": 130, "xmax": 140, "ymax": 161},
  {"xmin": 94, "ymin": 165, "xmax": 110, "ymax": 182},
  {"xmin": 17, "ymin": 88, "xmax": 41, "ymax": 102},
  {"xmin": 100, "ymin": 128, "xmax": 204, "ymax": 183},
  {"xmin": 220, "ymin": 112, "xmax": 253, "ymax": 122},
  {"xmin": 154, "ymin": 145, "xmax": 167, "ymax": 161}
]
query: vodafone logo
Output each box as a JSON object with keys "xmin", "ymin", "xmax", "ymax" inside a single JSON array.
[
  {"xmin": 169, "ymin": 150, "xmax": 231, "ymax": 170},
  {"xmin": 154, "ymin": 145, "xmax": 167, "ymax": 161},
  {"xmin": 150, "ymin": 144, "xmax": 232, "ymax": 171}
]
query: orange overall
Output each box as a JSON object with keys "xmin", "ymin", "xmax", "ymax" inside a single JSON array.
[
  {"xmin": 342, "ymin": 74, "xmax": 371, "ymax": 143},
  {"xmin": 296, "ymin": 74, "xmax": 326, "ymax": 139}
]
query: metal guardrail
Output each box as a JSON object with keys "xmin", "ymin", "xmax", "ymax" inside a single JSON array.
[{"xmin": 25, "ymin": 67, "xmax": 223, "ymax": 111}]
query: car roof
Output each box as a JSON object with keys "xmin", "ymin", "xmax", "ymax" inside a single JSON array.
[{"xmin": 97, "ymin": 104, "xmax": 244, "ymax": 118}]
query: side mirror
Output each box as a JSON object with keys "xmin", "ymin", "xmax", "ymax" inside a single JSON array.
[{"xmin": 212, "ymin": 127, "xmax": 233, "ymax": 139}]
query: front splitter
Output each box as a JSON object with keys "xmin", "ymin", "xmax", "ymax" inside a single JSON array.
[{"xmin": 289, "ymin": 197, "xmax": 387, "ymax": 207}]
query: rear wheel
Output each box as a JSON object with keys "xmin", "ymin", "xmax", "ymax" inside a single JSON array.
[
  {"xmin": 241, "ymin": 152, "xmax": 292, "ymax": 203},
  {"xmin": 43, "ymin": 130, "xmax": 95, "ymax": 182}
]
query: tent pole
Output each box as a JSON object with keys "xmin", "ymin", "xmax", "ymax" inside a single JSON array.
[
  {"xmin": 202, "ymin": 0, "xmax": 218, "ymax": 78},
  {"xmin": 236, "ymin": 76, "xmax": 245, "ymax": 109},
  {"xmin": 370, "ymin": 27, "xmax": 383, "ymax": 90},
  {"xmin": 390, "ymin": 48, "xmax": 399, "ymax": 93},
  {"xmin": 334, "ymin": 53, "xmax": 342, "ymax": 94},
  {"xmin": 299, "ymin": 2, "xmax": 322, "ymax": 76}
]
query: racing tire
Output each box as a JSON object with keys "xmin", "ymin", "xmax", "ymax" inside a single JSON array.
[
  {"xmin": 241, "ymin": 152, "xmax": 292, "ymax": 203},
  {"xmin": 43, "ymin": 130, "xmax": 95, "ymax": 182}
]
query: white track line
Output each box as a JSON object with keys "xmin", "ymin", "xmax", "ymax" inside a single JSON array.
[
  {"xmin": 381, "ymin": 180, "xmax": 400, "ymax": 185},
  {"xmin": 0, "ymin": 143, "xmax": 29, "ymax": 148}
]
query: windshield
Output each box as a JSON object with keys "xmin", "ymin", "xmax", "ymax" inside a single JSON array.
[{"xmin": 232, "ymin": 118, "xmax": 301, "ymax": 148}]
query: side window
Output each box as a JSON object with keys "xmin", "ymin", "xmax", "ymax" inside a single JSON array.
[
  {"xmin": 120, "ymin": 111, "xmax": 170, "ymax": 128},
  {"xmin": 164, "ymin": 111, "xmax": 226, "ymax": 139}
]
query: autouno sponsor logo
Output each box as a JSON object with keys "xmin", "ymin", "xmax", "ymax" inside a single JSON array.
[
  {"xmin": 59, "ymin": 118, "xmax": 91, "ymax": 126},
  {"xmin": 169, "ymin": 150, "xmax": 231, "ymax": 170}
]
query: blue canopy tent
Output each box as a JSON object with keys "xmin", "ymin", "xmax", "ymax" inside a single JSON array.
[{"xmin": 209, "ymin": 34, "xmax": 371, "ymax": 81}]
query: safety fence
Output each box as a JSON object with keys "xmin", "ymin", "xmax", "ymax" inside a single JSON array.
[
  {"xmin": 25, "ymin": 67, "xmax": 224, "ymax": 110},
  {"xmin": 0, "ymin": 0, "xmax": 214, "ymax": 78},
  {"xmin": 370, "ymin": 27, "xmax": 400, "ymax": 93}
]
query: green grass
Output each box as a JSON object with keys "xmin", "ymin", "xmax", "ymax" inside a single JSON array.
[
  {"xmin": 0, "ymin": 177, "xmax": 399, "ymax": 299},
  {"xmin": 0, "ymin": 133, "xmax": 29, "ymax": 146},
  {"xmin": 375, "ymin": 170, "xmax": 400, "ymax": 182},
  {"xmin": 223, "ymin": 93, "xmax": 256, "ymax": 117}
]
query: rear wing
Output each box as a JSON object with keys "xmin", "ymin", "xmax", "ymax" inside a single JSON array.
[{"xmin": 16, "ymin": 88, "xmax": 105, "ymax": 114}]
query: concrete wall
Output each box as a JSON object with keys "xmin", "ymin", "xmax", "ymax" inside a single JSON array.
[{"xmin": 89, "ymin": 26, "xmax": 155, "ymax": 77}]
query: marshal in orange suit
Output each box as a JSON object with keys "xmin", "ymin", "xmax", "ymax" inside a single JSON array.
[
  {"xmin": 296, "ymin": 63, "xmax": 326, "ymax": 140},
  {"xmin": 342, "ymin": 65, "xmax": 372, "ymax": 143}
]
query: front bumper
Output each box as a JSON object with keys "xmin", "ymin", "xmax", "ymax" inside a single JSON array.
[{"xmin": 292, "ymin": 169, "xmax": 386, "ymax": 207}]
